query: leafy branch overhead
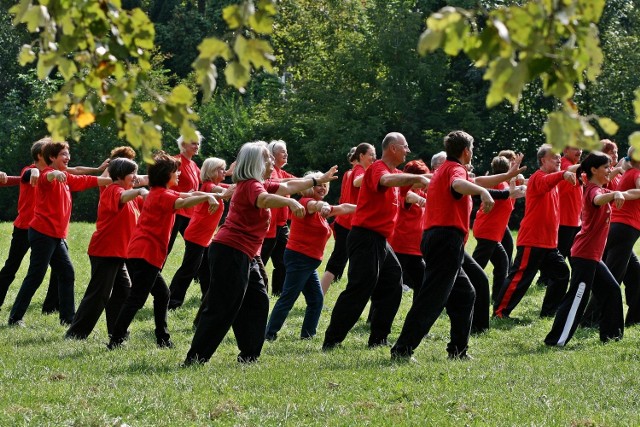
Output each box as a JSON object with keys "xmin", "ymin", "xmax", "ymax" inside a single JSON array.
[
  {"xmin": 417, "ymin": 0, "xmax": 640, "ymax": 154},
  {"xmin": 10, "ymin": 0, "xmax": 276, "ymax": 161}
]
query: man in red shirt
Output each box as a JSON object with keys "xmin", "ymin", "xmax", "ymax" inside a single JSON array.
[
  {"xmin": 538, "ymin": 146, "xmax": 583, "ymax": 287},
  {"xmin": 391, "ymin": 131, "xmax": 523, "ymax": 361},
  {"xmin": 166, "ymin": 132, "xmax": 202, "ymax": 256},
  {"xmin": 323, "ymin": 132, "xmax": 429, "ymax": 350},
  {"xmin": 494, "ymin": 144, "xmax": 576, "ymax": 319}
]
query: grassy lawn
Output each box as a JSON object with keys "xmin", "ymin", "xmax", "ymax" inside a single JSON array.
[{"xmin": 1, "ymin": 221, "xmax": 639, "ymax": 426}]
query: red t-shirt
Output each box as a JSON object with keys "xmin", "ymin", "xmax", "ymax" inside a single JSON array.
[
  {"xmin": 170, "ymin": 154, "xmax": 201, "ymax": 218},
  {"xmin": 571, "ymin": 183, "xmax": 611, "ymax": 261},
  {"xmin": 389, "ymin": 187, "xmax": 426, "ymax": 256},
  {"xmin": 611, "ymin": 168, "xmax": 640, "ymax": 230},
  {"xmin": 88, "ymin": 184, "xmax": 143, "ymax": 258},
  {"xmin": 607, "ymin": 174, "xmax": 621, "ymax": 191},
  {"xmin": 558, "ymin": 156, "xmax": 583, "ymax": 227},
  {"xmin": 183, "ymin": 181, "xmax": 227, "ymax": 247},
  {"xmin": 351, "ymin": 160, "xmax": 400, "ymax": 238},
  {"xmin": 472, "ymin": 181, "xmax": 514, "ymax": 242},
  {"xmin": 286, "ymin": 197, "xmax": 332, "ymax": 260},
  {"xmin": 29, "ymin": 168, "xmax": 99, "ymax": 238},
  {"xmin": 334, "ymin": 168, "xmax": 354, "ymax": 229},
  {"xmin": 215, "ymin": 179, "xmax": 281, "ymax": 258},
  {"xmin": 423, "ymin": 159, "xmax": 472, "ymax": 236},
  {"xmin": 516, "ymin": 169, "xmax": 564, "ymax": 248},
  {"xmin": 14, "ymin": 165, "xmax": 37, "ymax": 230},
  {"xmin": 264, "ymin": 167, "xmax": 296, "ymax": 238},
  {"xmin": 127, "ymin": 187, "xmax": 181, "ymax": 268}
]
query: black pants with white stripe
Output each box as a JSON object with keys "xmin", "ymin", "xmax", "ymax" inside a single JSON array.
[{"xmin": 545, "ymin": 257, "xmax": 623, "ymax": 346}]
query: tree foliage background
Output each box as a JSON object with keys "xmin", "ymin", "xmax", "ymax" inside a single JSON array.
[{"xmin": 0, "ymin": 0, "xmax": 638, "ymax": 222}]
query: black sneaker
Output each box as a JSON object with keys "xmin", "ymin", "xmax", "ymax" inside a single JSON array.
[
  {"xmin": 265, "ymin": 333, "xmax": 277, "ymax": 342},
  {"xmin": 107, "ymin": 336, "xmax": 126, "ymax": 350},
  {"xmin": 8, "ymin": 318, "xmax": 26, "ymax": 327},
  {"xmin": 448, "ymin": 352, "xmax": 474, "ymax": 361},
  {"xmin": 367, "ymin": 337, "xmax": 390, "ymax": 348},
  {"xmin": 237, "ymin": 354, "xmax": 258, "ymax": 364},
  {"xmin": 157, "ymin": 338, "xmax": 174, "ymax": 349},
  {"xmin": 322, "ymin": 341, "xmax": 340, "ymax": 351}
]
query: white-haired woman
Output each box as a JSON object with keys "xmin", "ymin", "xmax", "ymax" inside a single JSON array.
[
  {"xmin": 167, "ymin": 131, "xmax": 203, "ymax": 256},
  {"xmin": 184, "ymin": 141, "xmax": 337, "ymax": 365},
  {"xmin": 266, "ymin": 172, "xmax": 355, "ymax": 341},
  {"xmin": 168, "ymin": 157, "xmax": 231, "ymax": 310}
]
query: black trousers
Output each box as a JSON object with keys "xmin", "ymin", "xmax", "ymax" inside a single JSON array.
[
  {"xmin": 493, "ymin": 246, "xmax": 569, "ymax": 318},
  {"xmin": 471, "ymin": 238, "xmax": 509, "ymax": 303},
  {"xmin": 0, "ymin": 226, "xmax": 30, "ymax": 308},
  {"xmin": 261, "ymin": 224, "xmax": 289, "ymax": 295},
  {"xmin": 110, "ymin": 258, "xmax": 170, "ymax": 344},
  {"xmin": 66, "ymin": 256, "xmax": 131, "ymax": 338},
  {"xmin": 395, "ymin": 252, "xmax": 425, "ymax": 296},
  {"xmin": 391, "ymin": 227, "xmax": 475, "ymax": 357},
  {"xmin": 186, "ymin": 243, "xmax": 269, "ymax": 363},
  {"xmin": 9, "ymin": 228, "xmax": 75, "ymax": 324},
  {"xmin": 167, "ymin": 214, "xmax": 191, "ymax": 257},
  {"xmin": 323, "ymin": 227, "xmax": 403, "ymax": 347},
  {"xmin": 462, "ymin": 252, "xmax": 490, "ymax": 333},
  {"xmin": 168, "ymin": 240, "xmax": 209, "ymax": 309},
  {"xmin": 324, "ymin": 222, "xmax": 351, "ymax": 281},
  {"xmin": 557, "ymin": 225, "xmax": 581, "ymax": 258},
  {"xmin": 545, "ymin": 258, "xmax": 623, "ymax": 345}
]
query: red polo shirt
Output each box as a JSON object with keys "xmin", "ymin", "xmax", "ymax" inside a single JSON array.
[
  {"xmin": 351, "ymin": 160, "xmax": 400, "ymax": 239},
  {"xmin": 287, "ymin": 197, "xmax": 332, "ymax": 260},
  {"xmin": 516, "ymin": 169, "xmax": 564, "ymax": 248},
  {"xmin": 571, "ymin": 183, "xmax": 611, "ymax": 261},
  {"xmin": 423, "ymin": 159, "xmax": 472, "ymax": 237},
  {"xmin": 558, "ymin": 156, "xmax": 583, "ymax": 227}
]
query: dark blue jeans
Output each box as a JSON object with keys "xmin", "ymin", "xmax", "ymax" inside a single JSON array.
[
  {"xmin": 266, "ymin": 249, "xmax": 324, "ymax": 339},
  {"xmin": 9, "ymin": 228, "xmax": 75, "ymax": 324}
]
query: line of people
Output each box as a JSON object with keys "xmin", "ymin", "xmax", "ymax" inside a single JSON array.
[{"xmin": 1, "ymin": 132, "xmax": 637, "ymax": 365}]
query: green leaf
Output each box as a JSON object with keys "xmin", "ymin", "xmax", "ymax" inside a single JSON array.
[
  {"xmin": 223, "ymin": 5, "xmax": 243, "ymax": 29},
  {"xmin": 257, "ymin": 0, "xmax": 277, "ymax": 15},
  {"xmin": 244, "ymin": 39, "xmax": 275, "ymax": 72},
  {"xmin": 543, "ymin": 110, "xmax": 582, "ymax": 150},
  {"xmin": 629, "ymin": 132, "xmax": 640, "ymax": 160},
  {"xmin": 484, "ymin": 58, "xmax": 513, "ymax": 107},
  {"xmin": 37, "ymin": 52, "xmax": 59, "ymax": 79},
  {"xmin": 579, "ymin": 0, "xmax": 605, "ymax": 22},
  {"xmin": 224, "ymin": 62, "xmax": 250, "ymax": 90},
  {"xmin": 197, "ymin": 37, "xmax": 232, "ymax": 61},
  {"xmin": 249, "ymin": 10, "xmax": 274, "ymax": 35},
  {"xmin": 597, "ymin": 117, "xmax": 619, "ymax": 136},
  {"xmin": 18, "ymin": 45, "xmax": 36, "ymax": 66},
  {"xmin": 58, "ymin": 58, "xmax": 78, "ymax": 80},
  {"xmin": 634, "ymin": 89, "xmax": 640, "ymax": 124},
  {"xmin": 45, "ymin": 114, "xmax": 72, "ymax": 142},
  {"xmin": 22, "ymin": 5, "xmax": 49, "ymax": 32},
  {"xmin": 417, "ymin": 29, "xmax": 443, "ymax": 56},
  {"xmin": 167, "ymin": 84, "xmax": 194, "ymax": 106}
]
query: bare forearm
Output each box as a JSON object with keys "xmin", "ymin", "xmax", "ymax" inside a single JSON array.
[
  {"xmin": 452, "ymin": 179, "xmax": 488, "ymax": 196},
  {"xmin": 257, "ymin": 193, "xmax": 296, "ymax": 209},
  {"xmin": 379, "ymin": 173, "xmax": 427, "ymax": 188}
]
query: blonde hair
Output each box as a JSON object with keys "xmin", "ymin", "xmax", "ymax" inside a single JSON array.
[
  {"xmin": 200, "ymin": 157, "xmax": 226, "ymax": 182},
  {"xmin": 300, "ymin": 171, "xmax": 327, "ymax": 197}
]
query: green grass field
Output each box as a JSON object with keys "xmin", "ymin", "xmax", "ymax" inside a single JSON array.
[{"xmin": 1, "ymin": 222, "xmax": 639, "ymax": 426}]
